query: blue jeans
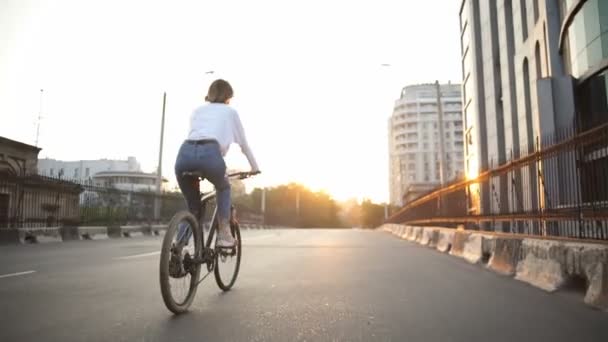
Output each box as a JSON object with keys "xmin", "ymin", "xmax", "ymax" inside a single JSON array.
[{"xmin": 174, "ymin": 141, "xmax": 231, "ymax": 224}]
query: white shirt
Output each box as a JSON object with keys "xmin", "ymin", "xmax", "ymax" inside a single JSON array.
[{"xmin": 187, "ymin": 103, "xmax": 259, "ymax": 170}]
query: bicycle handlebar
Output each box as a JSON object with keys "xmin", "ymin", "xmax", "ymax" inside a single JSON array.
[{"xmin": 227, "ymin": 171, "xmax": 261, "ymax": 180}]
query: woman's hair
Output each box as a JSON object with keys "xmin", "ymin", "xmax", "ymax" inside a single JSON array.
[{"xmin": 205, "ymin": 79, "xmax": 234, "ymax": 103}]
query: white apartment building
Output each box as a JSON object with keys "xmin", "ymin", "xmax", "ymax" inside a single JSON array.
[
  {"xmin": 389, "ymin": 83, "xmax": 465, "ymax": 206},
  {"xmin": 38, "ymin": 157, "xmax": 142, "ymax": 183}
]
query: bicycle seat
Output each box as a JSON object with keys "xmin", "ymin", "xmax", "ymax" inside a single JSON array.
[{"xmin": 182, "ymin": 171, "xmax": 204, "ymax": 178}]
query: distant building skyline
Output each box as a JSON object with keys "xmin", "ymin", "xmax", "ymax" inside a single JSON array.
[{"xmin": 38, "ymin": 157, "xmax": 142, "ymax": 183}]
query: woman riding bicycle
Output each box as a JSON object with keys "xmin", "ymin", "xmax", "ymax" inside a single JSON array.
[{"xmin": 175, "ymin": 79, "xmax": 260, "ymax": 248}]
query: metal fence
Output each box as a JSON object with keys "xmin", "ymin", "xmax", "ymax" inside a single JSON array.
[
  {"xmin": 387, "ymin": 122, "xmax": 608, "ymax": 241},
  {"xmin": 0, "ymin": 173, "xmax": 186, "ymax": 228}
]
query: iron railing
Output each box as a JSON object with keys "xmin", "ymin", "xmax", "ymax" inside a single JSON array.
[
  {"xmin": 0, "ymin": 174, "xmax": 185, "ymax": 228},
  {"xmin": 387, "ymin": 122, "xmax": 608, "ymax": 241}
]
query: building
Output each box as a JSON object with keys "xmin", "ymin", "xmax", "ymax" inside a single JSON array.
[
  {"xmin": 459, "ymin": 0, "xmax": 607, "ymax": 228},
  {"xmin": 388, "ymin": 83, "xmax": 465, "ymax": 206},
  {"xmin": 92, "ymin": 171, "xmax": 168, "ymax": 192},
  {"xmin": 0, "ymin": 137, "xmax": 81, "ymax": 230},
  {"xmin": 37, "ymin": 157, "xmax": 142, "ymax": 183},
  {"xmin": 0, "ymin": 136, "xmax": 42, "ymax": 176}
]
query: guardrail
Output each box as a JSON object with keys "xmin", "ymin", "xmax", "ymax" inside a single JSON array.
[{"xmin": 388, "ymin": 122, "xmax": 608, "ymax": 241}]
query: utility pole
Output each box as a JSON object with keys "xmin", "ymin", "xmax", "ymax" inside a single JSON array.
[
  {"xmin": 435, "ymin": 81, "xmax": 447, "ymax": 187},
  {"xmin": 35, "ymin": 89, "xmax": 43, "ymax": 147},
  {"xmin": 154, "ymin": 92, "xmax": 167, "ymax": 221},
  {"xmin": 261, "ymin": 188, "xmax": 266, "ymax": 224},
  {"xmin": 435, "ymin": 81, "xmax": 447, "ymax": 217},
  {"xmin": 296, "ymin": 189, "xmax": 300, "ymax": 220}
]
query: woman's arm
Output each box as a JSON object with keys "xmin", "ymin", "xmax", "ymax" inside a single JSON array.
[{"xmin": 233, "ymin": 111, "xmax": 260, "ymax": 172}]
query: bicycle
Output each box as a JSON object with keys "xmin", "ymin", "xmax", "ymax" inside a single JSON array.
[{"xmin": 159, "ymin": 171, "xmax": 258, "ymax": 314}]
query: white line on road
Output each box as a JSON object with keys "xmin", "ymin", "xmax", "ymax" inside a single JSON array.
[
  {"xmin": 114, "ymin": 251, "xmax": 160, "ymax": 260},
  {"xmin": 0, "ymin": 270, "xmax": 36, "ymax": 279}
]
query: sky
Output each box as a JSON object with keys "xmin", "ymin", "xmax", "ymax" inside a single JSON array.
[{"xmin": 0, "ymin": 0, "xmax": 463, "ymax": 203}]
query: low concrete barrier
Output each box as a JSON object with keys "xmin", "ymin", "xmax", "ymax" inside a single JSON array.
[
  {"xmin": 561, "ymin": 242, "xmax": 608, "ymax": 310},
  {"xmin": 436, "ymin": 230, "xmax": 454, "ymax": 253},
  {"xmin": 408, "ymin": 227, "xmax": 422, "ymax": 242},
  {"xmin": 462, "ymin": 233, "xmax": 484, "ymax": 264},
  {"xmin": 19, "ymin": 227, "xmax": 62, "ymax": 244},
  {"xmin": 515, "ymin": 239, "xmax": 567, "ymax": 292},
  {"xmin": 78, "ymin": 226, "xmax": 109, "ymax": 240},
  {"xmin": 398, "ymin": 226, "xmax": 406, "ymax": 238},
  {"xmin": 120, "ymin": 225, "xmax": 150, "ymax": 238},
  {"xmin": 401, "ymin": 226, "xmax": 412, "ymax": 239},
  {"xmin": 428, "ymin": 229, "xmax": 440, "ymax": 249},
  {"xmin": 488, "ymin": 238, "xmax": 522, "ymax": 276},
  {"xmin": 60, "ymin": 226, "xmax": 80, "ymax": 241},
  {"xmin": 151, "ymin": 224, "xmax": 167, "ymax": 236},
  {"xmin": 449, "ymin": 231, "xmax": 469, "ymax": 257},
  {"xmin": 419, "ymin": 228, "xmax": 433, "ymax": 246}
]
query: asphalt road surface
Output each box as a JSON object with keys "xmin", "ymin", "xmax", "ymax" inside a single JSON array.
[{"xmin": 1, "ymin": 229, "xmax": 607, "ymax": 341}]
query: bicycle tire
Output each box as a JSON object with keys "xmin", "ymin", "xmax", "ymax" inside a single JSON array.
[
  {"xmin": 213, "ymin": 222, "xmax": 242, "ymax": 291},
  {"xmin": 159, "ymin": 210, "xmax": 202, "ymax": 314}
]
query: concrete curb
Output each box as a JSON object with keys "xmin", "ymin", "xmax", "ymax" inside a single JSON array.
[{"xmin": 515, "ymin": 239, "xmax": 567, "ymax": 292}]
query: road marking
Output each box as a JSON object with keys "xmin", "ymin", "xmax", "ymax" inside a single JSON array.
[
  {"xmin": 114, "ymin": 251, "xmax": 160, "ymax": 260},
  {"xmin": 0, "ymin": 270, "xmax": 36, "ymax": 279}
]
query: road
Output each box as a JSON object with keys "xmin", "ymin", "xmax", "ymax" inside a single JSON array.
[{"xmin": 0, "ymin": 229, "xmax": 607, "ymax": 341}]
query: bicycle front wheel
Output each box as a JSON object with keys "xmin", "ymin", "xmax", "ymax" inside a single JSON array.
[
  {"xmin": 159, "ymin": 210, "xmax": 202, "ymax": 314},
  {"xmin": 214, "ymin": 222, "xmax": 242, "ymax": 291}
]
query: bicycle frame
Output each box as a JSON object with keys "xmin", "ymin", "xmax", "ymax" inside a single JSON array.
[{"xmin": 198, "ymin": 190, "xmax": 219, "ymax": 251}]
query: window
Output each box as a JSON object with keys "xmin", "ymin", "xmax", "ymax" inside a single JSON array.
[
  {"xmin": 408, "ymin": 154, "xmax": 415, "ymax": 161},
  {"xmin": 59, "ymin": 168, "xmax": 64, "ymax": 177},
  {"xmin": 74, "ymin": 168, "xmax": 79, "ymax": 179},
  {"xmin": 408, "ymin": 163, "xmax": 416, "ymax": 170},
  {"xmin": 85, "ymin": 168, "xmax": 90, "ymax": 177},
  {"xmin": 50, "ymin": 168, "xmax": 54, "ymax": 176},
  {"xmin": 408, "ymin": 173, "xmax": 416, "ymax": 181}
]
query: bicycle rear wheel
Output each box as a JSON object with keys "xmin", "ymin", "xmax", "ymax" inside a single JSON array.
[
  {"xmin": 214, "ymin": 222, "xmax": 242, "ymax": 291},
  {"xmin": 159, "ymin": 211, "xmax": 202, "ymax": 314}
]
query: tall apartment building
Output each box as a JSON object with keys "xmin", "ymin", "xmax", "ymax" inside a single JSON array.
[
  {"xmin": 460, "ymin": 0, "xmax": 608, "ymax": 226},
  {"xmin": 389, "ymin": 83, "xmax": 465, "ymax": 206}
]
